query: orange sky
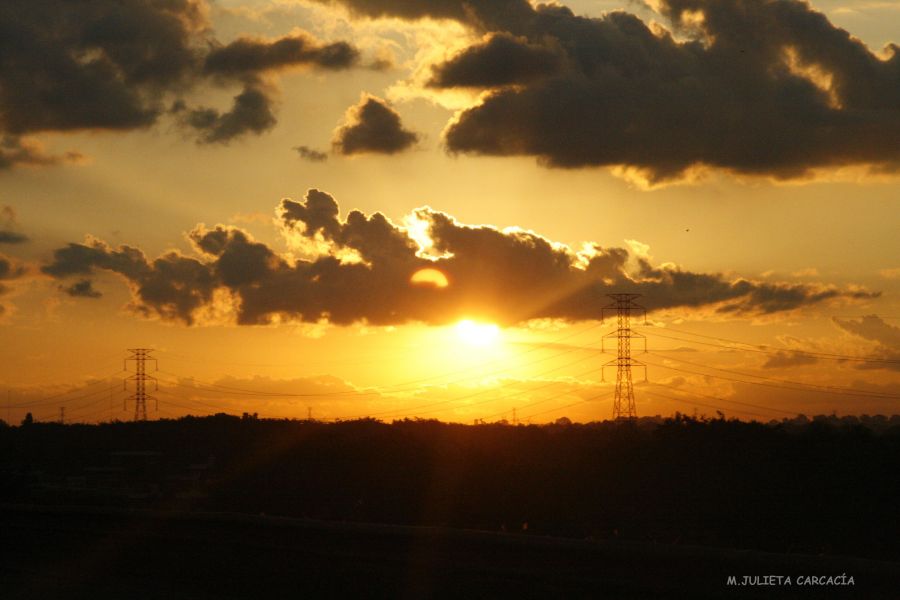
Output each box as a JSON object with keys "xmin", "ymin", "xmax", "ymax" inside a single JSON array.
[{"xmin": 0, "ymin": 0, "xmax": 899, "ymax": 424}]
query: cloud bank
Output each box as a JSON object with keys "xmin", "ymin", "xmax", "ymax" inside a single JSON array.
[
  {"xmin": 325, "ymin": 0, "xmax": 900, "ymax": 182},
  {"xmin": 42, "ymin": 189, "xmax": 877, "ymax": 326},
  {"xmin": 834, "ymin": 315, "xmax": 900, "ymax": 371},
  {"xmin": 0, "ymin": 0, "xmax": 365, "ymax": 153},
  {"xmin": 6, "ymin": 0, "xmax": 898, "ymax": 178}
]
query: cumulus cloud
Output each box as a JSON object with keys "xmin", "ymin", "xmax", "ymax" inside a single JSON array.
[
  {"xmin": 427, "ymin": 32, "xmax": 563, "ymax": 88},
  {"xmin": 0, "ymin": 231, "xmax": 27, "ymax": 245},
  {"xmin": 294, "ymin": 145, "xmax": 329, "ymax": 162},
  {"xmin": 42, "ymin": 189, "xmax": 877, "ymax": 326},
  {"xmin": 0, "ymin": 136, "xmax": 83, "ymax": 172},
  {"xmin": 0, "ymin": 206, "xmax": 28, "ymax": 244},
  {"xmin": 61, "ymin": 279, "xmax": 102, "ymax": 298},
  {"xmin": 0, "ymin": 255, "xmax": 25, "ymax": 281},
  {"xmin": 203, "ymin": 34, "xmax": 359, "ymax": 77},
  {"xmin": 177, "ymin": 82, "xmax": 277, "ymax": 144},
  {"xmin": 834, "ymin": 315, "xmax": 900, "ymax": 371},
  {"xmin": 43, "ymin": 238, "xmax": 216, "ymax": 324},
  {"xmin": 175, "ymin": 31, "xmax": 365, "ymax": 144},
  {"xmin": 835, "ymin": 315, "xmax": 900, "ymax": 348},
  {"xmin": 0, "ymin": 0, "xmax": 364, "ymax": 158},
  {"xmin": 0, "ymin": 232, "xmax": 26, "ymax": 245},
  {"xmin": 326, "ymin": 0, "xmax": 900, "ymax": 182},
  {"xmin": 0, "ymin": 0, "xmax": 206, "ymax": 135},
  {"xmin": 310, "ymin": 0, "xmax": 533, "ymax": 26},
  {"xmin": 333, "ymin": 95, "xmax": 420, "ymax": 155}
]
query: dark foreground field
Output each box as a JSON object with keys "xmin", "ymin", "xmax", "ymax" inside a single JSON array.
[
  {"xmin": 1, "ymin": 414, "xmax": 899, "ymax": 597},
  {"xmin": 3, "ymin": 504, "xmax": 899, "ymax": 599}
]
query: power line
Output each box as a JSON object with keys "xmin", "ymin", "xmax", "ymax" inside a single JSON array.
[
  {"xmin": 521, "ymin": 399, "xmax": 594, "ymax": 421},
  {"xmin": 830, "ymin": 315, "xmax": 900, "ymax": 319},
  {"xmin": 644, "ymin": 327, "xmax": 900, "ymax": 365},
  {"xmin": 1, "ymin": 322, "xmax": 611, "ymax": 423},
  {"xmin": 158, "ymin": 348, "xmax": 421, "ymax": 369},
  {"xmin": 153, "ymin": 345, "xmax": 606, "ymax": 421},
  {"xmin": 155, "ymin": 389, "xmax": 244, "ymax": 414},
  {"xmin": 484, "ymin": 390, "xmax": 615, "ymax": 422},
  {"xmin": 646, "ymin": 381, "xmax": 799, "ymax": 416},
  {"xmin": 647, "ymin": 351, "xmax": 900, "ymax": 398},
  {"xmin": 382, "ymin": 367, "xmax": 604, "ymax": 421},
  {"xmin": 59, "ymin": 394, "xmax": 115, "ymax": 418},
  {"xmin": 64, "ymin": 401, "xmax": 124, "ymax": 424},
  {"xmin": 155, "ymin": 337, "xmax": 607, "ymax": 402},
  {"xmin": 7, "ymin": 379, "xmax": 123, "ymax": 414},
  {"xmin": 153, "ymin": 366, "xmax": 604, "ymax": 423},
  {"xmin": 37, "ymin": 391, "xmax": 123, "ymax": 424},
  {"xmin": 643, "ymin": 390, "xmax": 774, "ymax": 420},
  {"xmin": 642, "ymin": 354, "xmax": 900, "ymax": 400},
  {"xmin": 5, "ymin": 369, "xmax": 126, "ymax": 408},
  {"xmin": 158, "ymin": 396, "xmax": 232, "ymax": 416},
  {"xmin": 153, "ymin": 321, "xmax": 608, "ymax": 400},
  {"xmin": 344, "ymin": 352, "xmax": 605, "ymax": 420}
]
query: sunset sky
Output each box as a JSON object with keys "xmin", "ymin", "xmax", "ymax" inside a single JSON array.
[{"xmin": 1, "ymin": 0, "xmax": 899, "ymax": 424}]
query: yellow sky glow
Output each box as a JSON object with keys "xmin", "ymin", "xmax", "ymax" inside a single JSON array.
[{"xmin": 455, "ymin": 319, "xmax": 500, "ymax": 347}]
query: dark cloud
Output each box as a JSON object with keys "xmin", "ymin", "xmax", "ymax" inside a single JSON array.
[
  {"xmin": 61, "ymin": 279, "xmax": 102, "ymax": 298},
  {"xmin": 180, "ymin": 82, "xmax": 277, "ymax": 144},
  {"xmin": 0, "ymin": 232, "xmax": 27, "ymax": 244},
  {"xmin": 42, "ymin": 239, "xmax": 149, "ymax": 279},
  {"xmin": 428, "ymin": 32, "xmax": 563, "ymax": 88},
  {"xmin": 834, "ymin": 315, "xmax": 900, "ymax": 371},
  {"xmin": 0, "ymin": 136, "xmax": 83, "ymax": 172},
  {"xmin": 333, "ymin": 95, "xmax": 419, "ymax": 155},
  {"xmin": 42, "ymin": 239, "xmax": 215, "ymax": 324},
  {"xmin": 0, "ymin": 205, "xmax": 28, "ymax": 244},
  {"xmin": 204, "ymin": 34, "xmax": 359, "ymax": 77},
  {"xmin": 421, "ymin": 0, "xmax": 900, "ymax": 181},
  {"xmin": 279, "ymin": 189, "xmax": 342, "ymax": 239},
  {"xmin": 0, "ymin": 255, "xmax": 26, "ymax": 281},
  {"xmin": 180, "ymin": 30, "xmax": 364, "ymax": 146},
  {"xmin": 835, "ymin": 315, "xmax": 900, "ymax": 348},
  {"xmin": 0, "ymin": 0, "xmax": 205, "ymax": 135},
  {"xmin": 294, "ymin": 145, "xmax": 329, "ymax": 162},
  {"xmin": 0, "ymin": 1, "xmax": 364, "ymax": 157},
  {"xmin": 761, "ymin": 351, "xmax": 818, "ymax": 369},
  {"xmin": 311, "ymin": 0, "xmax": 533, "ymax": 27},
  {"xmin": 43, "ymin": 189, "xmax": 877, "ymax": 326}
]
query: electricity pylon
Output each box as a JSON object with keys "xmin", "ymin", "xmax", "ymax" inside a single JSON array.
[
  {"xmin": 601, "ymin": 294, "xmax": 647, "ymax": 420},
  {"xmin": 125, "ymin": 349, "xmax": 158, "ymax": 421}
]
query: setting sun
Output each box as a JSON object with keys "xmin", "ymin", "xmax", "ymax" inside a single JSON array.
[
  {"xmin": 455, "ymin": 319, "xmax": 500, "ymax": 347},
  {"xmin": 1, "ymin": 0, "xmax": 898, "ymax": 593},
  {"xmin": 410, "ymin": 267, "xmax": 449, "ymax": 288}
]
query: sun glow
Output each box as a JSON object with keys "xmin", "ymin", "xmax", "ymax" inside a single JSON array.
[{"xmin": 455, "ymin": 319, "xmax": 500, "ymax": 347}]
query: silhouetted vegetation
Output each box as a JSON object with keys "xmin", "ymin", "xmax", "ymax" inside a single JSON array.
[{"xmin": 1, "ymin": 413, "xmax": 898, "ymax": 560}]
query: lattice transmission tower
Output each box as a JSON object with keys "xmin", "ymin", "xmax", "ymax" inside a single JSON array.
[
  {"xmin": 601, "ymin": 294, "xmax": 647, "ymax": 420},
  {"xmin": 124, "ymin": 348, "xmax": 158, "ymax": 421}
]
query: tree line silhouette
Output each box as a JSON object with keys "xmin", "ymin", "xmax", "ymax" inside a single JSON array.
[{"xmin": 1, "ymin": 412, "xmax": 898, "ymax": 560}]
